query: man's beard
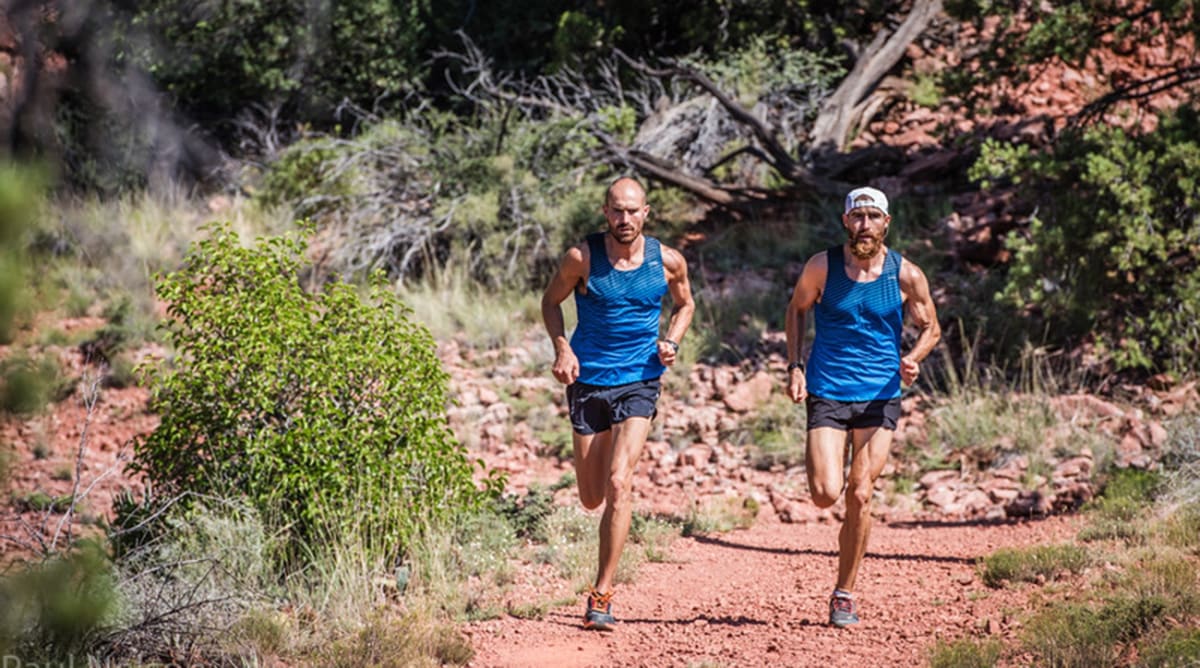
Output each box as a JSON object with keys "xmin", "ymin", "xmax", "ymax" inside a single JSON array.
[
  {"xmin": 849, "ymin": 232, "xmax": 884, "ymax": 259},
  {"xmin": 610, "ymin": 226, "xmax": 638, "ymax": 245}
]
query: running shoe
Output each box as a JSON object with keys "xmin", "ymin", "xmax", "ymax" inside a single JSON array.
[
  {"xmin": 828, "ymin": 593, "xmax": 859, "ymax": 628},
  {"xmin": 583, "ymin": 588, "xmax": 616, "ymax": 631}
]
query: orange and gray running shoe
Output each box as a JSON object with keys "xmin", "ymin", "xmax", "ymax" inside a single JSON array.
[
  {"xmin": 829, "ymin": 592, "xmax": 859, "ymax": 628},
  {"xmin": 583, "ymin": 587, "xmax": 616, "ymax": 631}
]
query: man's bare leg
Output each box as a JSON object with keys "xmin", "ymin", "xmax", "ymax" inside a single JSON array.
[
  {"xmin": 835, "ymin": 426, "xmax": 893, "ymax": 592},
  {"xmin": 805, "ymin": 426, "xmax": 849, "ymax": 508},
  {"xmin": 594, "ymin": 416, "xmax": 651, "ymax": 593},
  {"xmin": 573, "ymin": 430, "xmax": 613, "ymax": 511}
]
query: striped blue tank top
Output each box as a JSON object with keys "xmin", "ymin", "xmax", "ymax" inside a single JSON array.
[
  {"xmin": 807, "ymin": 245, "xmax": 904, "ymax": 402},
  {"xmin": 571, "ymin": 232, "xmax": 668, "ymax": 386}
]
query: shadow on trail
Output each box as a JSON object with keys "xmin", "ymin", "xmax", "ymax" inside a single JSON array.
[
  {"xmin": 540, "ymin": 610, "xmax": 769, "ymax": 629},
  {"xmin": 885, "ymin": 513, "xmax": 1075, "ymax": 530},
  {"xmin": 688, "ymin": 533, "xmax": 975, "ymax": 565},
  {"xmin": 624, "ymin": 613, "xmax": 770, "ymax": 627}
]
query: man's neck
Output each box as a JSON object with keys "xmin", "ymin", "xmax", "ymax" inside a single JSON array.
[{"xmin": 606, "ymin": 233, "xmax": 644, "ymax": 261}]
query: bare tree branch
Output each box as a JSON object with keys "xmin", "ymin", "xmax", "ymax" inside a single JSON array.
[
  {"xmin": 658, "ymin": 57, "xmax": 825, "ymax": 190},
  {"xmin": 810, "ymin": 0, "xmax": 944, "ymax": 154},
  {"xmin": 1071, "ymin": 64, "xmax": 1200, "ymax": 128}
]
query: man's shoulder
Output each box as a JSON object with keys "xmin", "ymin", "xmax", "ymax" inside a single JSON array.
[
  {"xmin": 895, "ymin": 253, "xmax": 930, "ymax": 286},
  {"xmin": 805, "ymin": 248, "xmax": 831, "ymax": 269}
]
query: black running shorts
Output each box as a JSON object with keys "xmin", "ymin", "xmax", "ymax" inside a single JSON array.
[
  {"xmin": 567, "ymin": 378, "xmax": 661, "ymax": 435},
  {"xmin": 806, "ymin": 395, "xmax": 901, "ymax": 431}
]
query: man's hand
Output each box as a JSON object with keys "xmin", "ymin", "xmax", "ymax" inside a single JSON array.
[
  {"xmin": 657, "ymin": 339, "xmax": 679, "ymax": 366},
  {"xmin": 786, "ymin": 367, "xmax": 807, "ymax": 404},
  {"xmin": 901, "ymin": 356, "xmax": 920, "ymax": 386},
  {"xmin": 552, "ymin": 347, "xmax": 580, "ymax": 385}
]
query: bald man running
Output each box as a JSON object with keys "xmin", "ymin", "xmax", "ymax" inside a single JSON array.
[{"xmin": 542, "ymin": 176, "xmax": 695, "ymax": 631}]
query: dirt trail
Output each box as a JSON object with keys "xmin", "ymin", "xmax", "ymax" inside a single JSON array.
[{"xmin": 464, "ymin": 511, "xmax": 1081, "ymax": 667}]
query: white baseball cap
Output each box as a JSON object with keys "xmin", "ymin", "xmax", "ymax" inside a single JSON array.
[{"xmin": 844, "ymin": 187, "xmax": 889, "ymax": 216}]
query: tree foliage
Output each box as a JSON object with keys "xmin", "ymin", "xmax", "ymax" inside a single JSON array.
[
  {"xmin": 133, "ymin": 224, "xmax": 498, "ymax": 555},
  {"xmin": 118, "ymin": 0, "xmax": 431, "ymax": 126},
  {"xmin": 971, "ymin": 105, "xmax": 1200, "ymax": 374}
]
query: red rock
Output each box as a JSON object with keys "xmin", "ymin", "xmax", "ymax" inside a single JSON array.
[{"xmin": 722, "ymin": 371, "xmax": 773, "ymax": 413}]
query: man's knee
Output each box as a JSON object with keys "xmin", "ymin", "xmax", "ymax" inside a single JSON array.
[
  {"xmin": 810, "ymin": 481, "xmax": 840, "ymax": 508},
  {"xmin": 579, "ymin": 489, "xmax": 604, "ymax": 510},
  {"xmin": 812, "ymin": 492, "xmax": 839, "ymax": 509},
  {"xmin": 845, "ymin": 479, "xmax": 874, "ymax": 512},
  {"xmin": 604, "ymin": 473, "xmax": 633, "ymax": 508}
]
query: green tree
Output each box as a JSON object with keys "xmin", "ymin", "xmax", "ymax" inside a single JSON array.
[
  {"xmin": 133, "ymin": 224, "xmax": 498, "ymax": 558},
  {"xmin": 971, "ymin": 105, "xmax": 1200, "ymax": 374},
  {"xmin": 119, "ymin": 0, "xmax": 431, "ymax": 127}
]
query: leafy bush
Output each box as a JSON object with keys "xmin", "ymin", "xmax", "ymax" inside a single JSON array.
[
  {"xmin": 1079, "ymin": 467, "xmax": 1164, "ymax": 542},
  {"xmin": 133, "ymin": 224, "xmax": 499, "ymax": 559},
  {"xmin": 0, "ymin": 350, "xmax": 68, "ymax": 415},
  {"xmin": 0, "ymin": 541, "xmax": 117, "ymax": 661},
  {"xmin": 0, "ymin": 164, "xmax": 44, "ymax": 343},
  {"xmin": 970, "ymin": 106, "xmax": 1200, "ymax": 374},
  {"xmin": 980, "ymin": 543, "xmax": 1090, "ymax": 587},
  {"xmin": 1024, "ymin": 590, "xmax": 1189, "ymax": 668},
  {"xmin": 1139, "ymin": 626, "xmax": 1200, "ymax": 668}
]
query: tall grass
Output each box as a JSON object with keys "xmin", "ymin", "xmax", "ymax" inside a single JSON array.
[
  {"xmin": 920, "ymin": 327, "xmax": 1115, "ymax": 482},
  {"xmin": 397, "ymin": 255, "xmax": 552, "ymax": 351},
  {"xmin": 27, "ymin": 191, "xmax": 293, "ymax": 347}
]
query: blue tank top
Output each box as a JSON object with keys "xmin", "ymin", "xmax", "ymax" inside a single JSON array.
[
  {"xmin": 807, "ymin": 245, "xmax": 904, "ymax": 402},
  {"xmin": 571, "ymin": 233, "xmax": 668, "ymax": 386}
]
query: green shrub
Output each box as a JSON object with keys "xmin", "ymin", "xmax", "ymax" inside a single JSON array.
[
  {"xmin": 120, "ymin": 1, "xmax": 429, "ymax": 128},
  {"xmin": 133, "ymin": 224, "xmax": 499, "ymax": 561},
  {"xmin": 0, "ymin": 351, "xmax": 67, "ymax": 415},
  {"xmin": 1100, "ymin": 468, "xmax": 1163, "ymax": 505},
  {"xmin": 493, "ymin": 485, "xmax": 557, "ymax": 539},
  {"xmin": 742, "ymin": 394, "xmax": 806, "ymax": 470},
  {"xmin": 927, "ymin": 637, "xmax": 1002, "ymax": 668},
  {"xmin": 980, "ymin": 543, "xmax": 1090, "ymax": 587},
  {"xmin": 970, "ymin": 106, "xmax": 1200, "ymax": 374},
  {"xmin": 0, "ymin": 541, "xmax": 117, "ymax": 661},
  {"xmin": 1023, "ymin": 602, "xmax": 1124, "ymax": 668},
  {"xmin": 1026, "ymin": 591, "xmax": 1185, "ymax": 667},
  {"xmin": 1161, "ymin": 502, "xmax": 1200, "ymax": 551},
  {"xmin": 682, "ymin": 495, "xmax": 759, "ymax": 536},
  {"xmin": 1139, "ymin": 626, "xmax": 1200, "ymax": 668},
  {"xmin": 0, "ymin": 164, "xmax": 45, "ymax": 343},
  {"xmin": 1080, "ymin": 468, "xmax": 1163, "ymax": 542}
]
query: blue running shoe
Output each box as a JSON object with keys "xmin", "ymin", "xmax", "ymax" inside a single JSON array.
[
  {"xmin": 829, "ymin": 593, "xmax": 859, "ymax": 628},
  {"xmin": 583, "ymin": 588, "xmax": 616, "ymax": 631}
]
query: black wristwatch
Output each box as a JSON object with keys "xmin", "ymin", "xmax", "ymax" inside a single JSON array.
[
  {"xmin": 787, "ymin": 361, "xmax": 805, "ymax": 373},
  {"xmin": 662, "ymin": 339, "xmax": 679, "ymax": 353}
]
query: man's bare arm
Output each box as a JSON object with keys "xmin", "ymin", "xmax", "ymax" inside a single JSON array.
[
  {"xmin": 899, "ymin": 259, "xmax": 941, "ymax": 385},
  {"xmin": 785, "ymin": 252, "xmax": 826, "ymax": 403},
  {"xmin": 541, "ymin": 244, "xmax": 587, "ymax": 384},
  {"xmin": 658, "ymin": 245, "xmax": 695, "ymax": 366}
]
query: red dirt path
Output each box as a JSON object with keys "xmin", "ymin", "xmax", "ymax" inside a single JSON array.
[{"xmin": 464, "ymin": 511, "xmax": 1081, "ymax": 667}]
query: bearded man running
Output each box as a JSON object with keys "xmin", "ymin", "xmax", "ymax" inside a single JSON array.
[{"xmin": 784, "ymin": 186, "xmax": 941, "ymax": 628}]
